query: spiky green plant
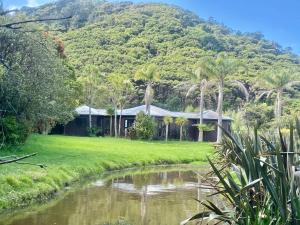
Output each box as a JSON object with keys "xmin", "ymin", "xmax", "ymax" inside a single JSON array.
[{"xmin": 182, "ymin": 118, "xmax": 300, "ymax": 225}]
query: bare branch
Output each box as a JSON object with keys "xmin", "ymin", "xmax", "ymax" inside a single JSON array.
[
  {"xmin": 15, "ymin": 161, "xmax": 47, "ymax": 169},
  {"xmin": 0, "ymin": 16, "xmax": 72, "ymax": 29},
  {"xmin": 0, "ymin": 9, "xmax": 20, "ymax": 16},
  {"xmin": 17, "ymin": 28, "xmax": 68, "ymax": 33},
  {"xmin": 0, "ymin": 153, "xmax": 37, "ymax": 165}
]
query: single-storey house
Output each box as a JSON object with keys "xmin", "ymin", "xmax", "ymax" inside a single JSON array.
[{"xmin": 51, "ymin": 105, "xmax": 232, "ymax": 142}]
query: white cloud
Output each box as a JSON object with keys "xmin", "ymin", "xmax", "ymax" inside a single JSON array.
[{"xmin": 27, "ymin": 0, "xmax": 38, "ymax": 7}]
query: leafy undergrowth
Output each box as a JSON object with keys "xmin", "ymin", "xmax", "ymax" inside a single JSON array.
[{"xmin": 0, "ymin": 134, "xmax": 213, "ymax": 212}]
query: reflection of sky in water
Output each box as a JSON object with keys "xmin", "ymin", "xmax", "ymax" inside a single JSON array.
[
  {"xmin": 92, "ymin": 180, "xmax": 105, "ymax": 187},
  {"xmin": 112, "ymin": 183, "xmax": 179, "ymax": 195}
]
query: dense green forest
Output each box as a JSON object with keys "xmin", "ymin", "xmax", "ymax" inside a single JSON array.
[
  {"xmin": 1, "ymin": 0, "xmax": 300, "ymax": 145},
  {"xmin": 20, "ymin": 0, "xmax": 300, "ymax": 113}
]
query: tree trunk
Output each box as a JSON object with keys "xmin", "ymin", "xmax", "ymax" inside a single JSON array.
[
  {"xmin": 216, "ymin": 80, "xmax": 224, "ymax": 144},
  {"xmin": 118, "ymin": 107, "xmax": 123, "ymax": 136},
  {"xmin": 276, "ymin": 89, "xmax": 283, "ymax": 119},
  {"xmin": 180, "ymin": 125, "xmax": 183, "ymax": 141},
  {"xmin": 88, "ymin": 106, "xmax": 92, "ymax": 129},
  {"xmin": 114, "ymin": 106, "xmax": 118, "ymax": 138},
  {"xmin": 165, "ymin": 124, "xmax": 169, "ymax": 141},
  {"xmin": 146, "ymin": 104, "xmax": 151, "ymax": 116},
  {"xmin": 145, "ymin": 83, "xmax": 152, "ymax": 116},
  {"xmin": 109, "ymin": 116, "xmax": 112, "ymax": 136},
  {"xmin": 198, "ymin": 86, "xmax": 204, "ymax": 142}
]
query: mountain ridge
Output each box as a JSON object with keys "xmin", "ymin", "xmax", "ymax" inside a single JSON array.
[{"xmin": 20, "ymin": 0, "xmax": 300, "ymax": 112}]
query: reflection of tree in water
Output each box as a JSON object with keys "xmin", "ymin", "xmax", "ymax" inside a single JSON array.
[
  {"xmin": 7, "ymin": 170, "xmax": 214, "ymax": 225},
  {"xmin": 101, "ymin": 220, "xmax": 133, "ymax": 225},
  {"xmin": 141, "ymin": 185, "xmax": 148, "ymax": 225}
]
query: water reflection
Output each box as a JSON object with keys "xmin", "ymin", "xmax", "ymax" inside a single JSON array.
[{"xmin": 1, "ymin": 168, "xmax": 216, "ymax": 225}]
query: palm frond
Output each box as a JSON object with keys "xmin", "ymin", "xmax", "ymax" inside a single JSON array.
[
  {"xmin": 186, "ymin": 84, "xmax": 198, "ymax": 97},
  {"xmin": 232, "ymin": 80, "xmax": 249, "ymax": 101},
  {"xmin": 256, "ymin": 90, "xmax": 273, "ymax": 101}
]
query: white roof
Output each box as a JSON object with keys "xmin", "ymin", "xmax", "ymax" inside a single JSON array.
[
  {"xmin": 75, "ymin": 105, "xmax": 107, "ymax": 116},
  {"xmin": 121, "ymin": 105, "xmax": 172, "ymax": 117},
  {"xmin": 120, "ymin": 105, "xmax": 231, "ymax": 120},
  {"xmin": 75, "ymin": 105, "xmax": 231, "ymax": 120}
]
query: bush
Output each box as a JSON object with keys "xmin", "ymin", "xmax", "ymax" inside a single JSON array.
[
  {"xmin": 0, "ymin": 116, "xmax": 30, "ymax": 146},
  {"xmin": 127, "ymin": 126, "xmax": 137, "ymax": 140},
  {"xmin": 134, "ymin": 112, "xmax": 156, "ymax": 140},
  {"xmin": 243, "ymin": 102, "xmax": 273, "ymax": 128},
  {"xmin": 87, "ymin": 127, "xmax": 101, "ymax": 137}
]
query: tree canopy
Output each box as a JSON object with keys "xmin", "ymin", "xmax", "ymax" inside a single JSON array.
[
  {"xmin": 0, "ymin": 2, "xmax": 77, "ymax": 145},
  {"xmin": 19, "ymin": 0, "xmax": 299, "ymax": 114}
]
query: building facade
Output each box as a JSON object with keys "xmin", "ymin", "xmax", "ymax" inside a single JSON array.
[{"xmin": 52, "ymin": 105, "xmax": 232, "ymax": 142}]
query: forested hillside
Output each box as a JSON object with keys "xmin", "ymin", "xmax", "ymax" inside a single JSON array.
[{"xmin": 21, "ymin": 0, "xmax": 300, "ymax": 113}]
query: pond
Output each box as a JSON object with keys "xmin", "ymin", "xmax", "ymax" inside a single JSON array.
[{"xmin": 0, "ymin": 166, "xmax": 218, "ymax": 225}]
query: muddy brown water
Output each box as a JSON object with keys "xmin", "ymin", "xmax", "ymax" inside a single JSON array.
[{"xmin": 0, "ymin": 166, "xmax": 219, "ymax": 225}]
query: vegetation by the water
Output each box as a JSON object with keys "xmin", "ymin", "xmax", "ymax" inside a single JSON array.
[
  {"xmin": 0, "ymin": 134, "xmax": 213, "ymax": 212},
  {"xmin": 183, "ymin": 119, "xmax": 300, "ymax": 225}
]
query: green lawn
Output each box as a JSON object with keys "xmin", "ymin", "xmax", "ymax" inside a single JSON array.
[{"xmin": 0, "ymin": 134, "xmax": 213, "ymax": 212}]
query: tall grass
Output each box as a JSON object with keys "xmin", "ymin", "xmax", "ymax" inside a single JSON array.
[{"xmin": 182, "ymin": 119, "xmax": 300, "ymax": 225}]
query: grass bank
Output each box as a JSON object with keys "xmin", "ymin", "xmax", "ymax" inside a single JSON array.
[{"xmin": 0, "ymin": 134, "xmax": 213, "ymax": 212}]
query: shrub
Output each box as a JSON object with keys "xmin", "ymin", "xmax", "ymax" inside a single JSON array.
[
  {"xmin": 0, "ymin": 116, "xmax": 30, "ymax": 146},
  {"xmin": 127, "ymin": 126, "xmax": 137, "ymax": 140},
  {"xmin": 134, "ymin": 112, "xmax": 156, "ymax": 140},
  {"xmin": 87, "ymin": 127, "xmax": 101, "ymax": 137},
  {"xmin": 243, "ymin": 102, "xmax": 273, "ymax": 128}
]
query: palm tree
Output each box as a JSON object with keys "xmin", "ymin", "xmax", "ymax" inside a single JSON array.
[
  {"xmin": 175, "ymin": 117, "xmax": 188, "ymax": 141},
  {"xmin": 163, "ymin": 116, "xmax": 173, "ymax": 141},
  {"xmin": 106, "ymin": 74, "xmax": 123, "ymax": 138},
  {"xmin": 106, "ymin": 73, "xmax": 134, "ymax": 138},
  {"xmin": 78, "ymin": 65, "xmax": 101, "ymax": 129},
  {"xmin": 106, "ymin": 107, "xmax": 115, "ymax": 136},
  {"xmin": 198, "ymin": 53, "xmax": 248, "ymax": 143},
  {"xmin": 135, "ymin": 64, "xmax": 160, "ymax": 115},
  {"xmin": 186, "ymin": 64, "xmax": 213, "ymax": 142},
  {"xmin": 118, "ymin": 79, "xmax": 134, "ymax": 136},
  {"xmin": 259, "ymin": 68, "xmax": 300, "ymax": 120}
]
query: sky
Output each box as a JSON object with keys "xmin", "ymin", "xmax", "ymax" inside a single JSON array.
[{"xmin": 3, "ymin": 0, "xmax": 300, "ymax": 54}]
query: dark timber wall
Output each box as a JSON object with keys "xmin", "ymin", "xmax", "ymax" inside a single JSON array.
[{"xmin": 56, "ymin": 115, "xmax": 231, "ymax": 142}]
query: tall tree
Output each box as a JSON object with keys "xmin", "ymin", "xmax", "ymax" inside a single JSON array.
[
  {"xmin": 135, "ymin": 64, "xmax": 160, "ymax": 115},
  {"xmin": 175, "ymin": 117, "xmax": 188, "ymax": 141},
  {"xmin": 259, "ymin": 68, "xmax": 300, "ymax": 120},
  {"xmin": 163, "ymin": 116, "xmax": 173, "ymax": 141},
  {"xmin": 77, "ymin": 65, "xmax": 101, "ymax": 129},
  {"xmin": 118, "ymin": 80, "xmax": 134, "ymax": 136},
  {"xmin": 106, "ymin": 73, "xmax": 133, "ymax": 137},
  {"xmin": 198, "ymin": 53, "xmax": 248, "ymax": 143},
  {"xmin": 186, "ymin": 65, "xmax": 213, "ymax": 142},
  {"xmin": 106, "ymin": 107, "xmax": 115, "ymax": 136},
  {"xmin": 0, "ymin": 24, "xmax": 77, "ymax": 143}
]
